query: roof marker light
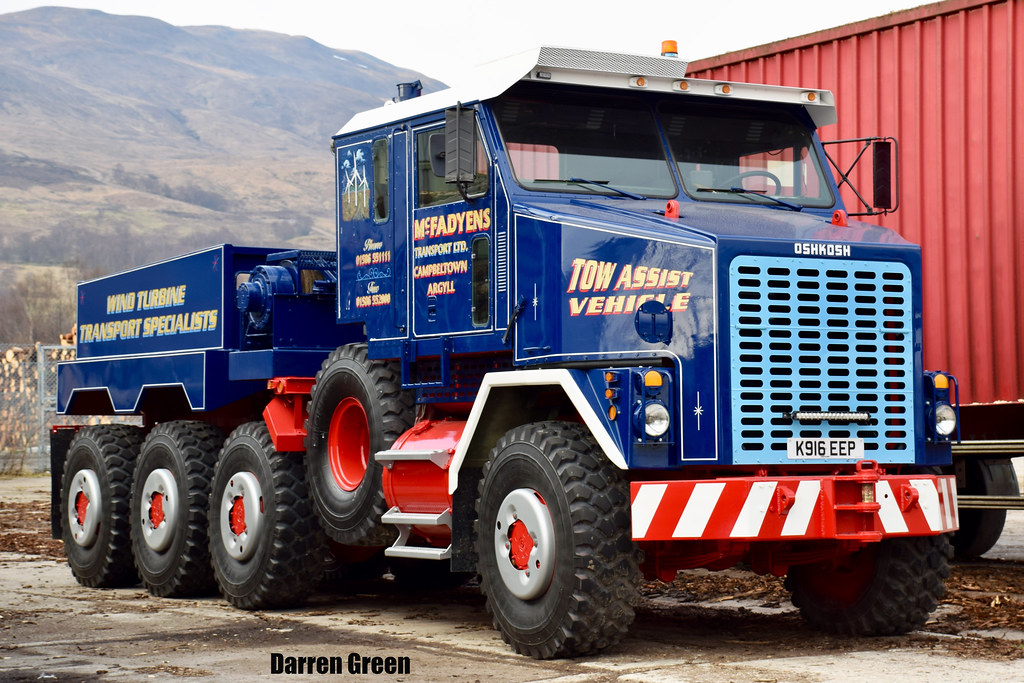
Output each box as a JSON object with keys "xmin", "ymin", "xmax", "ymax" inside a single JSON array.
[
  {"xmin": 714, "ymin": 83, "xmax": 732, "ymax": 95},
  {"xmin": 673, "ymin": 80, "xmax": 689, "ymax": 92},
  {"xmin": 801, "ymin": 91, "xmax": 818, "ymax": 103},
  {"xmin": 629, "ymin": 76, "xmax": 647, "ymax": 88}
]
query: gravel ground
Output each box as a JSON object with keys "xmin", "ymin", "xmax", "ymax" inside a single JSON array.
[{"xmin": 2, "ymin": 474, "xmax": 1023, "ymax": 682}]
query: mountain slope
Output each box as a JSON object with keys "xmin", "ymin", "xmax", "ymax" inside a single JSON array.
[{"xmin": 0, "ymin": 6, "xmax": 443, "ymax": 274}]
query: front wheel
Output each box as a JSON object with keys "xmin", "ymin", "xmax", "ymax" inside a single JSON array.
[
  {"xmin": 476, "ymin": 422, "xmax": 639, "ymax": 659},
  {"xmin": 209, "ymin": 422, "xmax": 325, "ymax": 609},
  {"xmin": 786, "ymin": 534, "xmax": 952, "ymax": 635}
]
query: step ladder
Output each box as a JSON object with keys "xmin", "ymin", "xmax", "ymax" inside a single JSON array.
[{"xmin": 376, "ymin": 448, "xmax": 452, "ymax": 560}]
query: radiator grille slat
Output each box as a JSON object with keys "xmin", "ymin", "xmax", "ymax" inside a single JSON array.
[{"xmin": 729, "ymin": 256, "xmax": 915, "ymax": 463}]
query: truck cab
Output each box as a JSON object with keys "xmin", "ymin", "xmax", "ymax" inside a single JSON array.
[{"xmin": 332, "ymin": 46, "xmax": 953, "ymax": 474}]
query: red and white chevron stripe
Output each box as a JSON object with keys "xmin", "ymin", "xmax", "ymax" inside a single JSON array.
[{"xmin": 630, "ymin": 474, "xmax": 958, "ymax": 542}]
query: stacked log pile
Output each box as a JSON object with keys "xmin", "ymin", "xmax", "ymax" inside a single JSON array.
[
  {"xmin": 2, "ymin": 337, "xmax": 139, "ymax": 473},
  {"xmin": 1, "ymin": 343, "xmax": 74, "ymax": 473}
]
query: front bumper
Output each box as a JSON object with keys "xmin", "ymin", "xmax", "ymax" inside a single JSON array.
[{"xmin": 630, "ymin": 460, "xmax": 958, "ymax": 542}]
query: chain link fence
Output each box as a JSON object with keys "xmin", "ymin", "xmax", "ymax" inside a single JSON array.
[
  {"xmin": 1, "ymin": 344, "xmax": 70, "ymax": 473},
  {"xmin": 0, "ymin": 343, "xmax": 140, "ymax": 474}
]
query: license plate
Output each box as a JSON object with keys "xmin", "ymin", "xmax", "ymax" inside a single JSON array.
[{"xmin": 786, "ymin": 437, "xmax": 864, "ymax": 460}]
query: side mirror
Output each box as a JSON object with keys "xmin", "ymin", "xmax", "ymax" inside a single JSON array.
[
  {"xmin": 872, "ymin": 140, "xmax": 893, "ymax": 211},
  {"xmin": 445, "ymin": 103, "xmax": 476, "ymax": 184},
  {"xmin": 822, "ymin": 136, "xmax": 899, "ymax": 216}
]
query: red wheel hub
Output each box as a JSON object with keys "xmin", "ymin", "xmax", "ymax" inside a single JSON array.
[
  {"xmin": 75, "ymin": 491, "xmax": 89, "ymax": 526},
  {"xmin": 328, "ymin": 397, "xmax": 370, "ymax": 492},
  {"xmin": 230, "ymin": 496, "xmax": 247, "ymax": 535},
  {"xmin": 507, "ymin": 519, "xmax": 535, "ymax": 571},
  {"xmin": 493, "ymin": 488, "xmax": 556, "ymax": 600},
  {"xmin": 149, "ymin": 492, "xmax": 165, "ymax": 528}
]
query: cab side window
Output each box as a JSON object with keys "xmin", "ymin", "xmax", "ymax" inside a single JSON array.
[
  {"xmin": 372, "ymin": 138, "xmax": 389, "ymax": 222},
  {"xmin": 416, "ymin": 126, "xmax": 488, "ymax": 207},
  {"xmin": 471, "ymin": 235, "xmax": 490, "ymax": 327}
]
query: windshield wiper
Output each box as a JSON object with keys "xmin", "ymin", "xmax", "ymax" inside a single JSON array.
[
  {"xmin": 567, "ymin": 177, "xmax": 646, "ymax": 200},
  {"xmin": 697, "ymin": 187, "xmax": 802, "ymax": 212}
]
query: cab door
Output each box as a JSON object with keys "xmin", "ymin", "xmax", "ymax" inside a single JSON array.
[
  {"xmin": 336, "ymin": 132, "xmax": 408, "ymax": 339},
  {"xmin": 410, "ymin": 121, "xmax": 492, "ymax": 337}
]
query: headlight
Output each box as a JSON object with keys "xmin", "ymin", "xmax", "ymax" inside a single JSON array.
[
  {"xmin": 934, "ymin": 403, "xmax": 957, "ymax": 437},
  {"xmin": 644, "ymin": 403, "xmax": 670, "ymax": 438}
]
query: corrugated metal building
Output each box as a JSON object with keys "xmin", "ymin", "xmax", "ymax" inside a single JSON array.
[{"xmin": 688, "ymin": 0, "xmax": 1023, "ymax": 430}]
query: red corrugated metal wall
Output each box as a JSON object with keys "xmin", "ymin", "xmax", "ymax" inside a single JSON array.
[{"xmin": 688, "ymin": 0, "xmax": 1024, "ymax": 406}]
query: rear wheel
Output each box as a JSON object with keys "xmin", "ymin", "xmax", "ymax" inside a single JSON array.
[
  {"xmin": 786, "ymin": 534, "xmax": 952, "ymax": 635},
  {"xmin": 61, "ymin": 425, "xmax": 143, "ymax": 588},
  {"xmin": 476, "ymin": 421, "xmax": 639, "ymax": 659},
  {"xmin": 953, "ymin": 457, "xmax": 1020, "ymax": 558},
  {"xmin": 210, "ymin": 422, "xmax": 325, "ymax": 609},
  {"xmin": 131, "ymin": 421, "xmax": 222, "ymax": 597},
  {"xmin": 304, "ymin": 344, "xmax": 414, "ymax": 545}
]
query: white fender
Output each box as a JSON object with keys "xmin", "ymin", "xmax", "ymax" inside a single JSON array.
[{"xmin": 447, "ymin": 369, "xmax": 627, "ymax": 495}]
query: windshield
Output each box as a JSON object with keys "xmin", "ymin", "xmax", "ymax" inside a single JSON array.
[
  {"xmin": 659, "ymin": 102, "xmax": 834, "ymax": 208},
  {"xmin": 492, "ymin": 85, "xmax": 677, "ymax": 198}
]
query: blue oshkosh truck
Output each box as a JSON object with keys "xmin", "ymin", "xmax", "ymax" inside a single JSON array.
[{"xmin": 53, "ymin": 44, "xmax": 961, "ymax": 658}]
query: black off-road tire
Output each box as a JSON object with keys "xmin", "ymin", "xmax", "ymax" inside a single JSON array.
[
  {"xmin": 210, "ymin": 422, "xmax": 325, "ymax": 609},
  {"xmin": 131, "ymin": 421, "xmax": 222, "ymax": 597},
  {"xmin": 476, "ymin": 421, "xmax": 640, "ymax": 659},
  {"xmin": 953, "ymin": 458, "xmax": 1020, "ymax": 558},
  {"xmin": 304, "ymin": 344, "xmax": 414, "ymax": 546},
  {"xmin": 786, "ymin": 533, "xmax": 952, "ymax": 635},
  {"xmin": 61, "ymin": 424, "xmax": 143, "ymax": 588}
]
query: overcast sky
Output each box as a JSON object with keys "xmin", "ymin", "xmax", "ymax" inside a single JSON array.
[{"xmin": 1, "ymin": 0, "xmax": 931, "ymax": 84}]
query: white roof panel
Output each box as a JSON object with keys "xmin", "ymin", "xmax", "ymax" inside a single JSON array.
[{"xmin": 335, "ymin": 46, "xmax": 835, "ymax": 136}]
